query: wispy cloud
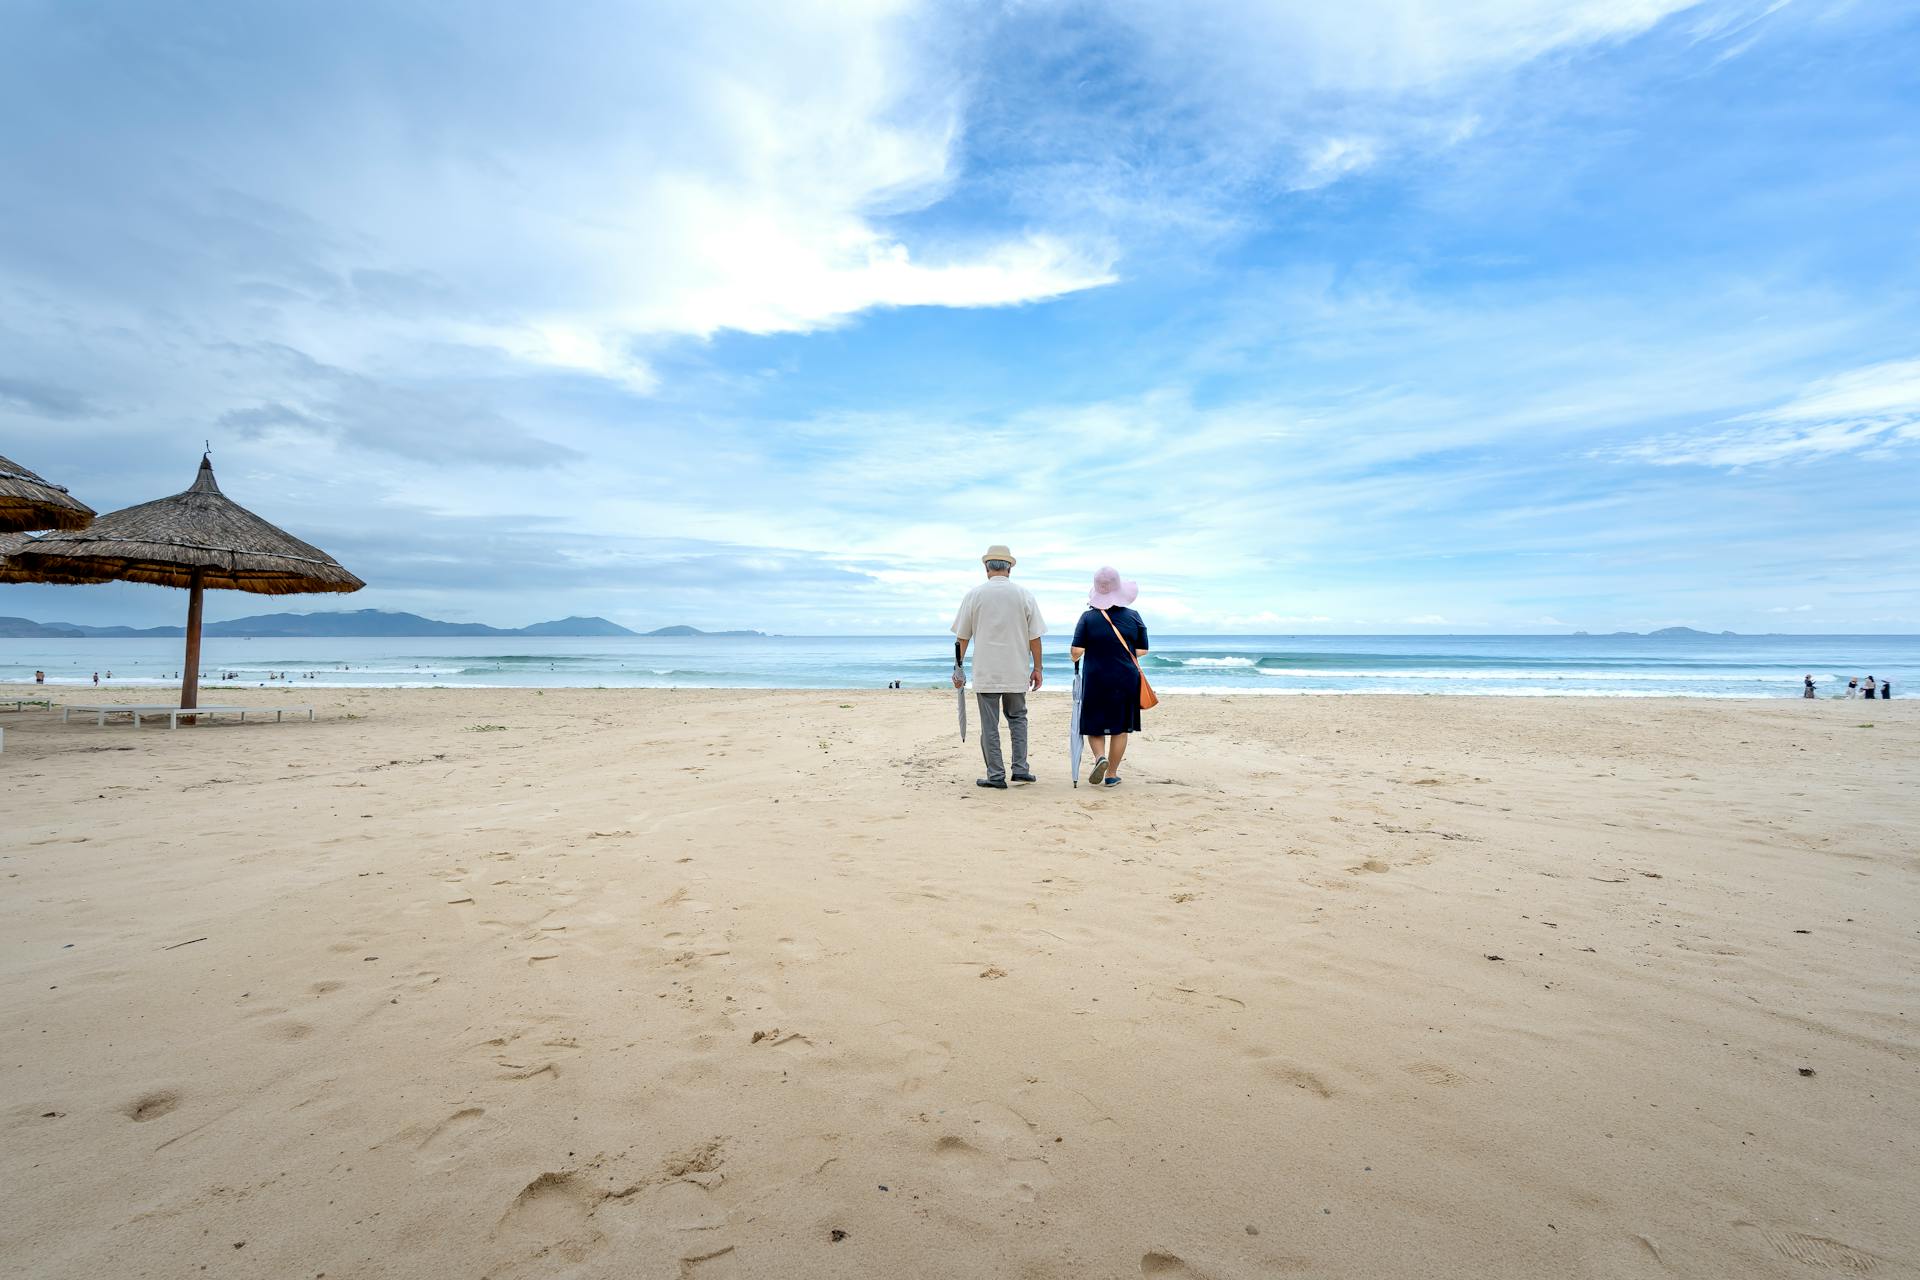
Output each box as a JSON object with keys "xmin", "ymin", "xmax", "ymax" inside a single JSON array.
[
  {"xmin": 1607, "ymin": 357, "xmax": 1920, "ymax": 467},
  {"xmin": 2, "ymin": 0, "xmax": 1916, "ymax": 634},
  {"xmin": 0, "ymin": 3, "xmax": 1115, "ymax": 397}
]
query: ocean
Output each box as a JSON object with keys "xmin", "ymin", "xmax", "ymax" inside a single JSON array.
[{"xmin": 3, "ymin": 633, "xmax": 1914, "ymax": 699}]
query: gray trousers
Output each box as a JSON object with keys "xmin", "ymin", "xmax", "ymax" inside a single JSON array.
[{"xmin": 975, "ymin": 691, "xmax": 1029, "ymax": 781}]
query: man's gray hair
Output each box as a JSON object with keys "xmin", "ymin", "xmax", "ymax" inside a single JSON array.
[{"xmin": 984, "ymin": 559, "xmax": 1013, "ymax": 572}]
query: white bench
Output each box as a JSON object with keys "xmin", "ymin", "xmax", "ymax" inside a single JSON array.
[
  {"xmin": 2, "ymin": 698, "xmax": 54, "ymax": 712},
  {"xmin": 61, "ymin": 704, "xmax": 316, "ymax": 728},
  {"xmin": 152, "ymin": 706, "xmax": 315, "ymax": 729},
  {"xmin": 62, "ymin": 703, "xmax": 179, "ymax": 725}
]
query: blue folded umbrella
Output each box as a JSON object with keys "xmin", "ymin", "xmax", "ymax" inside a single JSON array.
[{"xmin": 1069, "ymin": 660, "xmax": 1083, "ymax": 786}]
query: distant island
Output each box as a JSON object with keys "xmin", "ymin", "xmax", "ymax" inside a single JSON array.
[
  {"xmin": 0, "ymin": 611, "xmax": 776, "ymax": 639},
  {"xmin": 0, "ymin": 609, "xmax": 639, "ymax": 639},
  {"xmin": 1570, "ymin": 627, "xmax": 1740, "ymax": 638},
  {"xmin": 643, "ymin": 625, "xmax": 766, "ymax": 638}
]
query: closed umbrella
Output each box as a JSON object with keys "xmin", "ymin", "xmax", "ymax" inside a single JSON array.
[
  {"xmin": 1069, "ymin": 660, "xmax": 1084, "ymax": 786},
  {"xmin": 954, "ymin": 640, "xmax": 967, "ymax": 741},
  {"xmin": 15, "ymin": 453, "xmax": 362, "ymax": 711},
  {"xmin": 0, "ymin": 452, "xmax": 95, "ymax": 533}
]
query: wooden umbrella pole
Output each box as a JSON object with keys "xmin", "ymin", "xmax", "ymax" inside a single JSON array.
[{"xmin": 181, "ymin": 567, "xmax": 205, "ymax": 713}]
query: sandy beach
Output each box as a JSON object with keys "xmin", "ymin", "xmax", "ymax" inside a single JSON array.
[{"xmin": 1, "ymin": 686, "xmax": 1915, "ymax": 1280}]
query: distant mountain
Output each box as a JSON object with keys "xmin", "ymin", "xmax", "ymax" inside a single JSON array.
[
  {"xmin": 0, "ymin": 616, "xmax": 84, "ymax": 638},
  {"xmin": 3, "ymin": 616, "xmax": 179, "ymax": 638},
  {"xmin": 1570, "ymin": 627, "xmax": 1740, "ymax": 638},
  {"xmin": 644, "ymin": 625, "xmax": 766, "ymax": 637},
  {"xmin": 518, "ymin": 616, "xmax": 638, "ymax": 637},
  {"xmin": 0, "ymin": 609, "xmax": 637, "ymax": 638},
  {"xmin": 1594, "ymin": 626, "xmax": 1739, "ymax": 638},
  {"xmin": 206, "ymin": 610, "xmax": 496, "ymax": 637}
]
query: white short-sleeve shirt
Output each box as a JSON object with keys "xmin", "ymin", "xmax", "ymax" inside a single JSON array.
[{"xmin": 952, "ymin": 577, "xmax": 1047, "ymax": 693}]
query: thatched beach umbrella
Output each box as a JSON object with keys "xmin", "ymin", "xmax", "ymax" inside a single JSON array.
[
  {"xmin": 16, "ymin": 454, "xmax": 363, "ymax": 710},
  {"xmin": 0, "ymin": 531, "xmax": 116, "ymax": 584},
  {"xmin": 0, "ymin": 452, "xmax": 95, "ymax": 533}
]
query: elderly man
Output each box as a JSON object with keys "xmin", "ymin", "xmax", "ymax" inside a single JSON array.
[{"xmin": 951, "ymin": 544, "xmax": 1046, "ymax": 789}]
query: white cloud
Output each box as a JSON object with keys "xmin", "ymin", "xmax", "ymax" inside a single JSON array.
[
  {"xmin": 1099, "ymin": 0, "xmax": 1702, "ymax": 102},
  {"xmin": 0, "ymin": 2, "xmax": 1116, "ymax": 402},
  {"xmin": 1294, "ymin": 137, "xmax": 1381, "ymax": 189},
  {"xmin": 1608, "ymin": 356, "xmax": 1920, "ymax": 467},
  {"xmin": 1746, "ymin": 356, "xmax": 1920, "ymax": 423},
  {"xmin": 1066, "ymin": 1, "xmax": 1701, "ymax": 185}
]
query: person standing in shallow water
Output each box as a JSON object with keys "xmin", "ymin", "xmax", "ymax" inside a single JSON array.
[
  {"xmin": 1071, "ymin": 566, "xmax": 1150, "ymax": 788},
  {"xmin": 951, "ymin": 544, "xmax": 1045, "ymax": 789}
]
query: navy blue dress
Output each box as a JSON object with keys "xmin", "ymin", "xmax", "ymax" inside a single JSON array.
[{"xmin": 1073, "ymin": 607, "xmax": 1149, "ymax": 736}]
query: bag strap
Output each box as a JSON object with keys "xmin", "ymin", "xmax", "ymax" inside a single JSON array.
[{"xmin": 1100, "ymin": 609, "xmax": 1144, "ymax": 673}]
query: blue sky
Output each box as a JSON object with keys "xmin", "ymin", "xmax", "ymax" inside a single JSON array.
[{"xmin": 2, "ymin": 0, "xmax": 1916, "ymax": 633}]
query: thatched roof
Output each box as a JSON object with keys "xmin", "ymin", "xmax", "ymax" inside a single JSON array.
[
  {"xmin": 15, "ymin": 456, "xmax": 364, "ymax": 595},
  {"xmin": 0, "ymin": 452, "xmax": 96, "ymax": 533},
  {"xmin": 0, "ymin": 530, "xmax": 117, "ymax": 584}
]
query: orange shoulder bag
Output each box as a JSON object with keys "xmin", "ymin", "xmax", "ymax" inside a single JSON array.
[{"xmin": 1101, "ymin": 609, "xmax": 1158, "ymax": 710}]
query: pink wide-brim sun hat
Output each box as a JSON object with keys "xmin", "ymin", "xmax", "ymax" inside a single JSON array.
[{"xmin": 1088, "ymin": 565, "xmax": 1138, "ymax": 609}]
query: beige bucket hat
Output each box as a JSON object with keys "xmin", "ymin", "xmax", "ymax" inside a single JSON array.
[{"xmin": 981, "ymin": 544, "xmax": 1016, "ymax": 567}]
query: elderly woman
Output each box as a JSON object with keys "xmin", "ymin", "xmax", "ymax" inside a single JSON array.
[{"xmin": 1070, "ymin": 566, "xmax": 1150, "ymax": 788}]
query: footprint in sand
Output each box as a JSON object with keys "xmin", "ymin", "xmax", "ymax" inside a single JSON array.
[
  {"xmin": 496, "ymin": 1056, "xmax": 561, "ymax": 1081},
  {"xmin": 1141, "ymin": 1253, "xmax": 1212, "ymax": 1278},
  {"xmin": 878, "ymin": 1025, "xmax": 951, "ymax": 1093},
  {"xmin": 408, "ymin": 1106, "xmax": 510, "ymax": 1171},
  {"xmin": 1735, "ymin": 1222, "xmax": 1881, "ymax": 1273},
  {"xmin": 933, "ymin": 1102, "xmax": 1055, "ymax": 1201},
  {"xmin": 497, "ymin": 1171, "xmax": 607, "ymax": 1264},
  {"xmin": 1247, "ymin": 1054, "xmax": 1337, "ymax": 1099},
  {"xmin": 679, "ymin": 1246, "xmax": 740, "ymax": 1278},
  {"xmin": 751, "ymin": 1031, "xmax": 814, "ymax": 1057},
  {"xmin": 1402, "ymin": 1061, "xmax": 1466, "ymax": 1087},
  {"xmin": 416, "ymin": 1106, "xmax": 495, "ymax": 1151},
  {"xmin": 775, "ymin": 935, "xmax": 822, "ymax": 964},
  {"xmin": 125, "ymin": 1090, "xmax": 181, "ymax": 1122}
]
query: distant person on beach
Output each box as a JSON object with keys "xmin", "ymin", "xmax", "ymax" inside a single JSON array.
[
  {"xmin": 1864, "ymin": 676, "xmax": 1877, "ymax": 700},
  {"xmin": 951, "ymin": 544, "xmax": 1045, "ymax": 789},
  {"xmin": 1803, "ymin": 675, "xmax": 1816, "ymax": 698},
  {"xmin": 34, "ymin": 670, "xmax": 44, "ymax": 684},
  {"xmin": 1846, "ymin": 678, "xmax": 1858, "ymax": 698},
  {"xmin": 1882, "ymin": 678, "xmax": 1893, "ymax": 699},
  {"xmin": 1071, "ymin": 566, "xmax": 1150, "ymax": 789},
  {"xmin": 91, "ymin": 671, "xmax": 98, "ymax": 686}
]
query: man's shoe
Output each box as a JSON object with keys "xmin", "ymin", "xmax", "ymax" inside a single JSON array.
[
  {"xmin": 976, "ymin": 777, "xmax": 1008, "ymax": 789},
  {"xmin": 1010, "ymin": 771, "xmax": 1036, "ymax": 785}
]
